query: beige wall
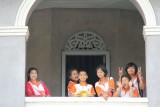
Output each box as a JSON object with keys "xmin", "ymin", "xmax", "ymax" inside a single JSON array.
[{"xmin": 27, "ymin": 8, "xmax": 145, "ymax": 96}]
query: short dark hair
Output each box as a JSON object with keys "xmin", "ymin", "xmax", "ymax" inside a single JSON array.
[
  {"xmin": 121, "ymin": 74, "xmax": 131, "ymax": 82},
  {"xmin": 27, "ymin": 67, "xmax": 38, "ymax": 81},
  {"xmin": 96, "ymin": 64, "xmax": 108, "ymax": 76},
  {"xmin": 125, "ymin": 62, "xmax": 138, "ymax": 75},
  {"xmin": 79, "ymin": 70, "xmax": 88, "ymax": 76}
]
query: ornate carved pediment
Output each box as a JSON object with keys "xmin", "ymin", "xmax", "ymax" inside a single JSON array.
[{"xmin": 65, "ymin": 31, "xmax": 106, "ymax": 51}]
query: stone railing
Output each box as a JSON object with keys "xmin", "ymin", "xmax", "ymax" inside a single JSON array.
[{"xmin": 25, "ymin": 97, "xmax": 148, "ymax": 107}]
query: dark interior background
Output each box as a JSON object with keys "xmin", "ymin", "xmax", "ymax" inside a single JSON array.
[{"xmin": 65, "ymin": 55, "xmax": 106, "ymax": 96}]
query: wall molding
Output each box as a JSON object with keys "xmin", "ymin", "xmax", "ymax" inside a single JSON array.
[
  {"xmin": 143, "ymin": 26, "xmax": 160, "ymax": 39},
  {"xmin": 0, "ymin": 26, "xmax": 29, "ymax": 40},
  {"xmin": 15, "ymin": 0, "xmax": 42, "ymax": 26}
]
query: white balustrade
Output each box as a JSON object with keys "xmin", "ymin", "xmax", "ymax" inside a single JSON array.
[{"xmin": 25, "ymin": 97, "xmax": 148, "ymax": 107}]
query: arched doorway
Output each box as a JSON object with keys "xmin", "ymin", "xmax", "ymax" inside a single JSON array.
[
  {"xmin": 27, "ymin": 7, "xmax": 146, "ymax": 96},
  {"xmin": 15, "ymin": 0, "xmax": 156, "ymax": 26}
]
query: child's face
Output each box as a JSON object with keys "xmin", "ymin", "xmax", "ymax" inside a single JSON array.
[
  {"xmin": 127, "ymin": 66, "xmax": 135, "ymax": 75},
  {"xmin": 78, "ymin": 71, "xmax": 88, "ymax": 82},
  {"xmin": 29, "ymin": 70, "xmax": 38, "ymax": 81},
  {"xmin": 97, "ymin": 69, "xmax": 105, "ymax": 78},
  {"xmin": 121, "ymin": 77, "xmax": 129, "ymax": 89},
  {"xmin": 70, "ymin": 70, "xmax": 79, "ymax": 82}
]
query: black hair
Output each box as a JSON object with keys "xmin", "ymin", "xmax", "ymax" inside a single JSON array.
[
  {"xmin": 27, "ymin": 67, "xmax": 38, "ymax": 81},
  {"xmin": 96, "ymin": 64, "xmax": 108, "ymax": 76},
  {"xmin": 121, "ymin": 74, "xmax": 132, "ymax": 82},
  {"xmin": 79, "ymin": 70, "xmax": 88, "ymax": 76},
  {"xmin": 125, "ymin": 62, "xmax": 138, "ymax": 75},
  {"xmin": 67, "ymin": 68, "xmax": 78, "ymax": 82}
]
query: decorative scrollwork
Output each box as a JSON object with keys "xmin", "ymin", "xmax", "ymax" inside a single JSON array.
[{"xmin": 65, "ymin": 31, "xmax": 106, "ymax": 51}]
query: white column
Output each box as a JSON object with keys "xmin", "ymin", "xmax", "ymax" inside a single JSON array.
[
  {"xmin": 143, "ymin": 26, "xmax": 160, "ymax": 107},
  {"xmin": 0, "ymin": 26, "xmax": 28, "ymax": 107}
]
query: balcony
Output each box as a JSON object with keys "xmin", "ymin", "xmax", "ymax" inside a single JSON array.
[{"xmin": 25, "ymin": 97, "xmax": 148, "ymax": 107}]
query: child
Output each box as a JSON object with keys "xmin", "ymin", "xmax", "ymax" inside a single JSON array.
[
  {"xmin": 95, "ymin": 65, "xmax": 115, "ymax": 100},
  {"xmin": 67, "ymin": 68, "xmax": 79, "ymax": 96},
  {"xmin": 118, "ymin": 62, "xmax": 145, "ymax": 97},
  {"xmin": 26, "ymin": 67, "xmax": 50, "ymax": 97},
  {"xmin": 113, "ymin": 74, "xmax": 139, "ymax": 97},
  {"xmin": 70, "ymin": 70, "xmax": 95, "ymax": 97}
]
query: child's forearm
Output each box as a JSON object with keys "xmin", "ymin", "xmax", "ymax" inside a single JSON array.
[
  {"xmin": 69, "ymin": 93, "xmax": 80, "ymax": 97},
  {"xmin": 129, "ymin": 87, "xmax": 134, "ymax": 97},
  {"xmin": 88, "ymin": 94, "xmax": 95, "ymax": 97},
  {"xmin": 138, "ymin": 77, "xmax": 145, "ymax": 90},
  {"xmin": 113, "ymin": 87, "xmax": 121, "ymax": 97}
]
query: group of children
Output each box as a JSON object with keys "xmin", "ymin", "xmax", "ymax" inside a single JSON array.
[
  {"xmin": 25, "ymin": 62, "xmax": 145, "ymax": 99},
  {"xmin": 67, "ymin": 62, "xmax": 145, "ymax": 98}
]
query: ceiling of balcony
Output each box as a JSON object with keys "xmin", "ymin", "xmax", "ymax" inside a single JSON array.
[{"xmin": 36, "ymin": 0, "xmax": 137, "ymax": 10}]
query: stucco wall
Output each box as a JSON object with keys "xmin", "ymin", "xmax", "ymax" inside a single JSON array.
[
  {"xmin": 27, "ymin": 9, "xmax": 54, "ymax": 95},
  {"xmin": 150, "ymin": 0, "xmax": 160, "ymax": 25},
  {"xmin": 0, "ymin": 0, "xmax": 22, "ymax": 26},
  {"xmin": 27, "ymin": 8, "xmax": 145, "ymax": 96},
  {"xmin": 0, "ymin": 36, "xmax": 26, "ymax": 107}
]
